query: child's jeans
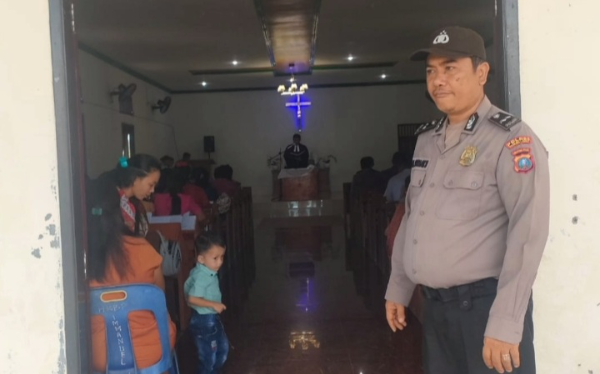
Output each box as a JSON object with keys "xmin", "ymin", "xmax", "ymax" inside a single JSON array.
[{"xmin": 189, "ymin": 311, "xmax": 229, "ymax": 374}]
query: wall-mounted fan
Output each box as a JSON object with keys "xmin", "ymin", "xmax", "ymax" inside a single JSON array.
[
  {"xmin": 109, "ymin": 83, "xmax": 137, "ymax": 102},
  {"xmin": 152, "ymin": 96, "xmax": 172, "ymax": 114},
  {"xmin": 110, "ymin": 83, "xmax": 137, "ymax": 115}
]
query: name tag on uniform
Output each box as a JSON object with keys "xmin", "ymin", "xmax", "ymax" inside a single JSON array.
[{"xmin": 413, "ymin": 159, "xmax": 429, "ymax": 168}]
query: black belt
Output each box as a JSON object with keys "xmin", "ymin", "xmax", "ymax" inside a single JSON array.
[{"xmin": 421, "ymin": 278, "xmax": 498, "ymax": 311}]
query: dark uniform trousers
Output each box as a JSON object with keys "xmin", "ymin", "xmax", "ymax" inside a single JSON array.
[{"xmin": 421, "ymin": 278, "xmax": 536, "ymax": 374}]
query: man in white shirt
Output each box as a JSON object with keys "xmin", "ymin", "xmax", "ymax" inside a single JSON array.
[{"xmin": 384, "ymin": 152, "xmax": 412, "ymax": 202}]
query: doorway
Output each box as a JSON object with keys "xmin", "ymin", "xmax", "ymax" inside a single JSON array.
[{"xmin": 49, "ymin": 0, "xmax": 521, "ymax": 372}]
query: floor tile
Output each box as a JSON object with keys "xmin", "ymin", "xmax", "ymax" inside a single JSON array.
[{"xmin": 178, "ymin": 206, "xmax": 424, "ymax": 374}]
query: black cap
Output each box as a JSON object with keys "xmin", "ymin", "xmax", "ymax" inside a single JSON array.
[{"xmin": 410, "ymin": 26, "xmax": 486, "ymax": 61}]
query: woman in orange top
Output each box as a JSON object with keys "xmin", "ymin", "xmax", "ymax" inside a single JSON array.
[{"xmin": 87, "ymin": 154, "xmax": 176, "ymax": 371}]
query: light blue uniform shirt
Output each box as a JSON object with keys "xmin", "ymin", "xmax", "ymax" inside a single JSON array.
[
  {"xmin": 184, "ymin": 263, "xmax": 221, "ymax": 315},
  {"xmin": 384, "ymin": 169, "xmax": 411, "ymax": 202}
]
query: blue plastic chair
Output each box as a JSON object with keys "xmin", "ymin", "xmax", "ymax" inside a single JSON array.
[{"xmin": 90, "ymin": 284, "xmax": 179, "ymax": 374}]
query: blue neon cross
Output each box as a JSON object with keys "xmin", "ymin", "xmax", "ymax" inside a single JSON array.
[{"xmin": 286, "ymin": 94, "xmax": 311, "ymax": 119}]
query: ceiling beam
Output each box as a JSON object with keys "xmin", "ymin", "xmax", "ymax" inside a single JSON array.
[
  {"xmin": 172, "ymin": 79, "xmax": 426, "ymax": 95},
  {"xmin": 189, "ymin": 61, "xmax": 397, "ymax": 77},
  {"xmin": 254, "ymin": 0, "xmax": 322, "ymax": 75}
]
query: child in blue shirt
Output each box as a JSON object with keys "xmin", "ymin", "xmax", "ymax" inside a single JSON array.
[{"xmin": 184, "ymin": 232, "xmax": 229, "ymax": 374}]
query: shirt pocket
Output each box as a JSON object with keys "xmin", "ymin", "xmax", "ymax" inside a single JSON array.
[
  {"xmin": 410, "ymin": 169, "xmax": 426, "ymax": 188},
  {"xmin": 436, "ymin": 170, "xmax": 484, "ymax": 221},
  {"xmin": 407, "ymin": 169, "xmax": 427, "ymax": 212}
]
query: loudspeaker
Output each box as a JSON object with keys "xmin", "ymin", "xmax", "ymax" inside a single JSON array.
[{"xmin": 203, "ymin": 136, "xmax": 215, "ymax": 153}]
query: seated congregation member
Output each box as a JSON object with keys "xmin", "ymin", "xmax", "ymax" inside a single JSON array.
[
  {"xmin": 381, "ymin": 152, "xmax": 403, "ymax": 184},
  {"xmin": 183, "ymin": 167, "xmax": 217, "ymax": 210},
  {"xmin": 350, "ymin": 156, "xmax": 386, "ymax": 198},
  {"xmin": 283, "ymin": 133, "xmax": 309, "ymax": 169},
  {"xmin": 160, "ymin": 155, "xmax": 175, "ymax": 169},
  {"xmin": 153, "ymin": 169, "xmax": 206, "ymax": 221},
  {"xmin": 383, "ymin": 152, "xmax": 412, "ymax": 203},
  {"xmin": 87, "ymin": 154, "xmax": 176, "ymax": 371},
  {"xmin": 91, "ymin": 155, "xmax": 161, "ymax": 237},
  {"xmin": 212, "ymin": 164, "xmax": 241, "ymax": 197},
  {"xmin": 175, "ymin": 151, "xmax": 191, "ymax": 168}
]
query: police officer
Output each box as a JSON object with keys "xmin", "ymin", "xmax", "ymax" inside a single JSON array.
[{"xmin": 385, "ymin": 26, "xmax": 550, "ymax": 374}]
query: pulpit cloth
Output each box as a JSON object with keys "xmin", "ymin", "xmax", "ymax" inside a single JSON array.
[{"xmin": 277, "ymin": 165, "xmax": 316, "ymax": 179}]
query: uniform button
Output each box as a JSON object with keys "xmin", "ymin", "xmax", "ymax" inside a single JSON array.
[
  {"xmin": 471, "ymin": 182, "xmax": 478, "ymax": 188},
  {"xmin": 429, "ymin": 183, "xmax": 435, "ymax": 188},
  {"xmin": 413, "ymin": 239, "xmax": 418, "ymax": 245},
  {"xmin": 412, "ymin": 269, "xmax": 417, "ymax": 275},
  {"xmin": 420, "ymin": 211, "xmax": 425, "ymax": 216},
  {"xmin": 448, "ymin": 180, "xmax": 454, "ymax": 186}
]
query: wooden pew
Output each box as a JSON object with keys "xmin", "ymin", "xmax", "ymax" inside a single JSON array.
[
  {"xmin": 147, "ymin": 205, "xmax": 219, "ymax": 331},
  {"xmin": 346, "ymin": 187, "xmax": 423, "ymax": 323},
  {"xmin": 148, "ymin": 187, "xmax": 256, "ymax": 331},
  {"xmin": 241, "ymin": 187, "xmax": 256, "ymax": 287}
]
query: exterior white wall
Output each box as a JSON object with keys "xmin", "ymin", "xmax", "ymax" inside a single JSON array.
[
  {"xmin": 519, "ymin": 1, "xmax": 600, "ymax": 373},
  {"xmin": 0, "ymin": 2, "xmax": 66, "ymax": 373}
]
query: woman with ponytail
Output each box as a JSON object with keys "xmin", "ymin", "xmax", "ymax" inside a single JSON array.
[{"xmin": 87, "ymin": 154, "xmax": 176, "ymax": 371}]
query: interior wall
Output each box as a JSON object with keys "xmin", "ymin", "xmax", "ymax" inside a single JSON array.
[
  {"xmin": 0, "ymin": 1, "xmax": 66, "ymax": 372},
  {"xmin": 78, "ymin": 50, "xmax": 178, "ymax": 177},
  {"xmin": 519, "ymin": 1, "xmax": 600, "ymax": 372},
  {"xmin": 171, "ymin": 85, "xmax": 441, "ymax": 201}
]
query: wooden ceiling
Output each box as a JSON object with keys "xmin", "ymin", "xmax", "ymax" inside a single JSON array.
[{"xmin": 76, "ymin": 0, "xmax": 495, "ymax": 92}]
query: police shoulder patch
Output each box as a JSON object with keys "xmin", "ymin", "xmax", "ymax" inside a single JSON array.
[
  {"xmin": 489, "ymin": 112, "xmax": 521, "ymax": 131},
  {"xmin": 414, "ymin": 120, "xmax": 437, "ymax": 136},
  {"xmin": 512, "ymin": 148, "xmax": 535, "ymax": 173},
  {"xmin": 415, "ymin": 117, "xmax": 445, "ymax": 136}
]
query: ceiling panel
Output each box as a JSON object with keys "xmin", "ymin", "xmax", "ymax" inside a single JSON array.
[{"xmin": 77, "ymin": 0, "xmax": 496, "ymax": 92}]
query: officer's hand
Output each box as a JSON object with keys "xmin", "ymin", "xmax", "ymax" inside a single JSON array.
[
  {"xmin": 385, "ymin": 300, "xmax": 407, "ymax": 332},
  {"xmin": 482, "ymin": 336, "xmax": 520, "ymax": 373}
]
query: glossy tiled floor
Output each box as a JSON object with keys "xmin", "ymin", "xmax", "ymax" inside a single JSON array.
[{"xmin": 178, "ymin": 203, "xmax": 423, "ymax": 374}]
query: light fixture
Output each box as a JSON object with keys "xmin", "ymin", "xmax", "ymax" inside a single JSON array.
[
  {"xmin": 201, "ymin": 81, "xmax": 207, "ymax": 87},
  {"xmin": 277, "ymin": 74, "xmax": 308, "ymax": 96},
  {"xmin": 278, "ymin": 64, "xmax": 312, "ymax": 120},
  {"xmin": 347, "ymin": 55, "xmax": 355, "ymax": 61},
  {"xmin": 232, "ymin": 60, "xmax": 239, "ymax": 66},
  {"xmin": 381, "ymin": 74, "xmax": 387, "ymax": 79}
]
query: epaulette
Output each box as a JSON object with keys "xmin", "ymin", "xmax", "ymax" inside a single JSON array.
[
  {"xmin": 489, "ymin": 112, "xmax": 521, "ymax": 131},
  {"xmin": 415, "ymin": 117, "xmax": 445, "ymax": 136}
]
